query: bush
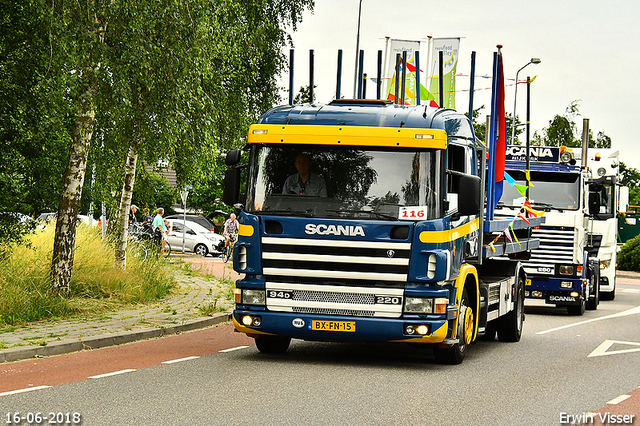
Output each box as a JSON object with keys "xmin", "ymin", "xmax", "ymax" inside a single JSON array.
[
  {"xmin": 617, "ymin": 234, "xmax": 640, "ymax": 272},
  {"xmin": 0, "ymin": 223, "xmax": 174, "ymax": 326}
]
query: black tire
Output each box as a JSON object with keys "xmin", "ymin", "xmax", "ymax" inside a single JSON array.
[
  {"xmin": 497, "ymin": 277, "xmax": 525, "ymax": 342},
  {"xmin": 601, "ymin": 286, "xmax": 616, "ymax": 301},
  {"xmin": 194, "ymin": 243, "xmax": 208, "ymax": 257},
  {"xmin": 567, "ymin": 299, "xmax": 585, "ymax": 316},
  {"xmin": 481, "ymin": 322, "xmax": 497, "ymax": 341},
  {"xmin": 434, "ymin": 288, "xmax": 473, "ymax": 365},
  {"xmin": 586, "ymin": 279, "xmax": 600, "ymax": 310},
  {"xmin": 255, "ymin": 336, "xmax": 291, "ymax": 354},
  {"xmin": 586, "ymin": 265, "xmax": 600, "ymax": 310},
  {"xmin": 163, "ymin": 242, "xmax": 171, "ymax": 258}
]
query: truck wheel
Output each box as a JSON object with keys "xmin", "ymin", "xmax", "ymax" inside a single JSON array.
[
  {"xmin": 567, "ymin": 299, "xmax": 585, "ymax": 316},
  {"xmin": 586, "ymin": 279, "xmax": 599, "ymax": 310},
  {"xmin": 497, "ymin": 277, "xmax": 525, "ymax": 342},
  {"xmin": 481, "ymin": 322, "xmax": 497, "ymax": 341},
  {"xmin": 434, "ymin": 288, "xmax": 472, "ymax": 365},
  {"xmin": 601, "ymin": 286, "xmax": 616, "ymax": 301},
  {"xmin": 255, "ymin": 336, "xmax": 291, "ymax": 354}
]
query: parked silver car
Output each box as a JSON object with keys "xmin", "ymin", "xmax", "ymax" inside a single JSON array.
[{"xmin": 166, "ymin": 219, "xmax": 225, "ymax": 256}]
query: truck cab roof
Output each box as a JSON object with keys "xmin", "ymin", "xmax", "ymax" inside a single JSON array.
[{"xmin": 256, "ymin": 100, "xmax": 476, "ymax": 141}]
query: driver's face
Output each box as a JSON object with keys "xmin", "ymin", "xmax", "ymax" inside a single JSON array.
[{"xmin": 295, "ymin": 156, "xmax": 311, "ymax": 175}]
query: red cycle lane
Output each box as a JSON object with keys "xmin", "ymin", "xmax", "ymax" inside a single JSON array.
[{"xmin": 0, "ymin": 323, "xmax": 253, "ymax": 395}]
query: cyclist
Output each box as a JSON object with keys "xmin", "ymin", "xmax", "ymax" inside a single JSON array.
[{"xmin": 223, "ymin": 213, "xmax": 239, "ymax": 251}]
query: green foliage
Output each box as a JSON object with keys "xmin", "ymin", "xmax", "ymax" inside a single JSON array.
[
  {"xmin": 0, "ymin": 0, "xmax": 75, "ymax": 216},
  {"xmin": 620, "ymin": 162, "xmax": 640, "ymax": 206},
  {"xmin": 182, "ymin": 146, "xmax": 229, "ymax": 216},
  {"xmin": 0, "ymin": 214, "xmax": 36, "ymax": 258},
  {"xmin": 132, "ymin": 169, "xmax": 178, "ymax": 217},
  {"xmin": 534, "ymin": 100, "xmax": 612, "ymax": 148},
  {"xmin": 293, "ymin": 85, "xmax": 317, "ymax": 104},
  {"xmin": 617, "ymin": 234, "xmax": 640, "ymax": 272},
  {"xmin": 1, "ymin": 0, "xmax": 314, "ymax": 221},
  {"xmin": 0, "ymin": 223, "xmax": 174, "ymax": 325}
]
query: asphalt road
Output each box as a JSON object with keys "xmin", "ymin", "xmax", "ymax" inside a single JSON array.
[{"xmin": 1, "ymin": 282, "xmax": 639, "ymax": 426}]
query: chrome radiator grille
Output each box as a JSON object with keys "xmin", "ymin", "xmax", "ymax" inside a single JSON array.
[
  {"xmin": 522, "ymin": 226, "xmax": 576, "ymax": 275},
  {"xmin": 262, "ymin": 237, "xmax": 409, "ymax": 318},
  {"xmin": 292, "ymin": 289, "xmax": 375, "ymax": 305}
]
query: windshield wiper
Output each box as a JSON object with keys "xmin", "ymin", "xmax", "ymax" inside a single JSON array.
[
  {"xmin": 496, "ymin": 201, "xmax": 519, "ymax": 209},
  {"xmin": 260, "ymin": 208, "xmax": 315, "ymax": 217},
  {"xmin": 529, "ymin": 201, "xmax": 561, "ymax": 212},
  {"xmin": 325, "ymin": 209, "xmax": 397, "ymax": 221}
]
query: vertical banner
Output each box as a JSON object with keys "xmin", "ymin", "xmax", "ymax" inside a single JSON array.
[
  {"xmin": 487, "ymin": 49, "xmax": 507, "ymax": 218},
  {"xmin": 428, "ymin": 38, "xmax": 461, "ymax": 109},
  {"xmin": 384, "ymin": 39, "xmax": 420, "ymax": 104}
]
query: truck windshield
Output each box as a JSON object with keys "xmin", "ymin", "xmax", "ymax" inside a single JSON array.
[
  {"xmin": 245, "ymin": 145, "xmax": 442, "ymax": 220},
  {"xmin": 500, "ymin": 170, "xmax": 580, "ymax": 211}
]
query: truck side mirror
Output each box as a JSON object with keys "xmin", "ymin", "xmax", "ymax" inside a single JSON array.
[
  {"xmin": 458, "ymin": 174, "xmax": 481, "ymax": 216},
  {"xmin": 588, "ymin": 192, "xmax": 600, "ymax": 216},
  {"xmin": 225, "ymin": 149, "xmax": 242, "ymax": 166},
  {"xmin": 223, "ymin": 168, "xmax": 241, "ymax": 206}
]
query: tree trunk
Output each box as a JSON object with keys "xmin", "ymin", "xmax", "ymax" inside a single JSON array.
[
  {"xmin": 50, "ymin": 88, "xmax": 95, "ymax": 292},
  {"xmin": 114, "ymin": 144, "xmax": 139, "ymax": 269}
]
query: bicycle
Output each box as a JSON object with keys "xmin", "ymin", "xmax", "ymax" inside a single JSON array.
[
  {"xmin": 128, "ymin": 222, "xmax": 153, "ymax": 260},
  {"xmin": 222, "ymin": 234, "xmax": 237, "ymax": 263}
]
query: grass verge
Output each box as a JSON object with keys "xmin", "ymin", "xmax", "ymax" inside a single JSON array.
[{"xmin": 0, "ymin": 223, "xmax": 175, "ymax": 326}]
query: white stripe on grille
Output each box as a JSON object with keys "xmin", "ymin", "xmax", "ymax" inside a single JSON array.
[{"xmin": 262, "ymin": 252, "xmax": 409, "ymax": 266}]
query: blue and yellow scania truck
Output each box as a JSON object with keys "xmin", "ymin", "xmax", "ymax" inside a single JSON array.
[{"xmin": 223, "ymin": 99, "xmax": 541, "ymax": 364}]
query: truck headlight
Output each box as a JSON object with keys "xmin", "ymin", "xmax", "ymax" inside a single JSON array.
[
  {"xmin": 559, "ymin": 265, "xmax": 575, "ymax": 275},
  {"xmin": 404, "ymin": 297, "xmax": 434, "ymax": 314},
  {"xmin": 242, "ymin": 289, "xmax": 265, "ymax": 305},
  {"xmin": 600, "ymin": 260, "xmax": 611, "ymax": 270}
]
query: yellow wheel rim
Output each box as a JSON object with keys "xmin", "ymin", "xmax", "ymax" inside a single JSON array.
[{"xmin": 463, "ymin": 306, "xmax": 474, "ymax": 345}]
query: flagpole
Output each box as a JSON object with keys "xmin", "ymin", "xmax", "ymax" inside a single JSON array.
[
  {"xmin": 382, "ymin": 37, "xmax": 390, "ymax": 98},
  {"xmin": 487, "ymin": 49, "xmax": 500, "ymax": 220},
  {"xmin": 352, "ymin": 0, "xmax": 363, "ymax": 98}
]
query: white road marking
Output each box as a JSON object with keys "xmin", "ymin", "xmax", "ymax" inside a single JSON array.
[
  {"xmin": 607, "ymin": 394, "xmax": 631, "ymax": 405},
  {"xmin": 219, "ymin": 346, "xmax": 249, "ymax": 353},
  {"xmin": 88, "ymin": 369, "xmax": 136, "ymax": 379},
  {"xmin": 162, "ymin": 356, "xmax": 200, "ymax": 364},
  {"xmin": 620, "ymin": 288, "xmax": 640, "ymax": 294},
  {"xmin": 588, "ymin": 340, "xmax": 640, "ymax": 357},
  {"xmin": 0, "ymin": 385, "xmax": 51, "ymax": 397},
  {"xmin": 537, "ymin": 305, "xmax": 640, "ymax": 335}
]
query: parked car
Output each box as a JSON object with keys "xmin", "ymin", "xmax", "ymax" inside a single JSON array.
[
  {"xmin": 36, "ymin": 212, "xmax": 97, "ymax": 227},
  {"xmin": 1, "ymin": 212, "xmax": 35, "ymax": 224},
  {"xmin": 165, "ymin": 219, "xmax": 225, "ymax": 256},
  {"xmin": 165, "ymin": 214, "xmax": 217, "ymax": 232}
]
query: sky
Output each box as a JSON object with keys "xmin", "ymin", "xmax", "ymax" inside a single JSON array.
[{"xmin": 278, "ymin": 0, "xmax": 640, "ymax": 169}]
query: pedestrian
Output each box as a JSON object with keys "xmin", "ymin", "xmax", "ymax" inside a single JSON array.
[
  {"xmin": 129, "ymin": 204, "xmax": 138, "ymax": 224},
  {"xmin": 152, "ymin": 208, "xmax": 168, "ymax": 254}
]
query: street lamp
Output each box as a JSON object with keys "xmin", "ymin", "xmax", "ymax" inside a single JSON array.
[
  {"xmin": 511, "ymin": 58, "xmax": 541, "ymax": 144},
  {"xmin": 352, "ymin": 0, "xmax": 363, "ymax": 98}
]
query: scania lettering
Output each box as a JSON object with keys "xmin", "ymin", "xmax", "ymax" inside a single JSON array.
[{"xmin": 304, "ymin": 224, "xmax": 366, "ymax": 236}]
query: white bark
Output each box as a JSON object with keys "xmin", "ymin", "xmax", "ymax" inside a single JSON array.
[
  {"xmin": 114, "ymin": 144, "xmax": 139, "ymax": 269},
  {"xmin": 50, "ymin": 88, "xmax": 95, "ymax": 292}
]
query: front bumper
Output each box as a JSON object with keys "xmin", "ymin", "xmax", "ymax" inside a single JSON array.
[
  {"xmin": 233, "ymin": 309, "xmax": 450, "ymax": 344},
  {"xmin": 525, "ymin": 277, "xmax": 584, "ymax": 305}
]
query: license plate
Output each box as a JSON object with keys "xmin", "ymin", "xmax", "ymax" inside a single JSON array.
[{"xmin": 309, "ymin": 320, "xmax": 356, "ymax": 332}]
